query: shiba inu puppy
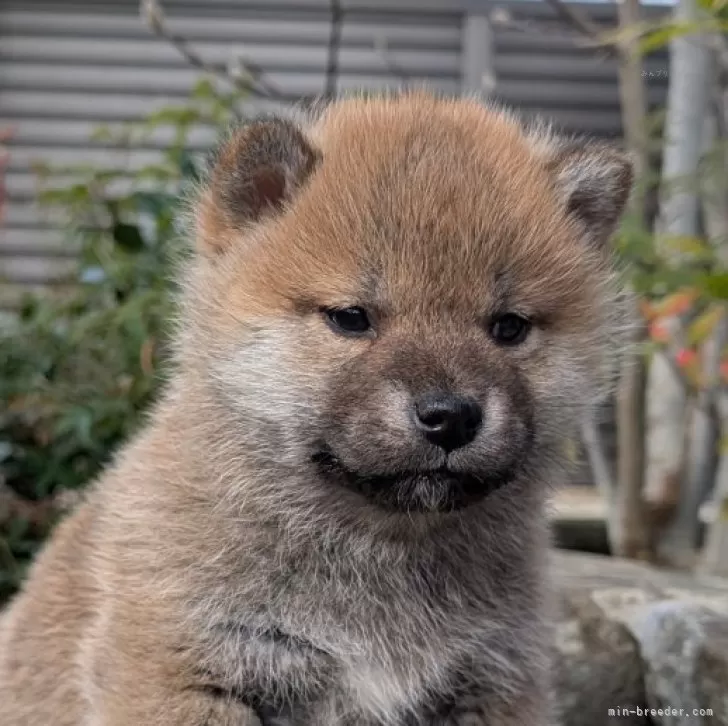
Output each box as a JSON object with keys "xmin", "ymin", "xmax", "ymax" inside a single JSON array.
[{"xmin": 0, "ymin": 92, "xmax": 631, "ymax": 725}]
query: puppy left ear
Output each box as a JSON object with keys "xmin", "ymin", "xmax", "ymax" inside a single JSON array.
[
  {"xmin": 545, "ymin": 141, "xmax": 633, "ymax": 248},
  {"xmin": 196, "ymin": 118, "xmax": 320, "ymax": 255}
]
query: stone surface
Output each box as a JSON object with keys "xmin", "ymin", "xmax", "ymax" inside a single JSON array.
[{"xmin": 551, "ymin": 551, "xmax": 728, "ymax": 726}]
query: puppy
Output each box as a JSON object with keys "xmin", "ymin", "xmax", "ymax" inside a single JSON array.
[{"xmin": 0, "ymin": 92, "xmax": 631, "ymax": 725}]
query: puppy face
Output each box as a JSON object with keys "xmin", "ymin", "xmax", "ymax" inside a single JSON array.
[{"xmin": 187, "ymin": 94, "xmax": 631, "ymax": 515}]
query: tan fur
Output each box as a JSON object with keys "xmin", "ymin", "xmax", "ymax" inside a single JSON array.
[{"xmin": 0, "ymin": 92, "xmax": 631, "ymax": 725}]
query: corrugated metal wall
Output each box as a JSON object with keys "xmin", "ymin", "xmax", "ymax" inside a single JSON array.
[
  {"xmin": 491, "ymin": 1, "xmax": 668, "ymax": 133},
  {"xmin": 0, "ymin": 0, "xmax": 455, "ymax": 304},
  {"xmin": 0, "ymin": 0, "xmax": 669, "ymax": 307}
]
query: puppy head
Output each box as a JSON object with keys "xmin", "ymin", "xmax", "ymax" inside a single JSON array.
[{"xmin": 184, "ymin": 93, "xmax": 631, "ymax": 516}]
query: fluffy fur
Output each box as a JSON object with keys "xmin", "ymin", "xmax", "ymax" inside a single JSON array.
[{"xmin": 0, "ymin": 92, "xmax": 632, "ymax": 725}]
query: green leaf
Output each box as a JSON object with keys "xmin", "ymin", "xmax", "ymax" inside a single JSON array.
[
  {"xmin": 145, "ymin": 106, "xmax": 200, "ymax": 129},
  {"xmin": 132, "ymin": 191, "xmax": 171, "ymax": 218},
  {"xmin": 639, "ymin": 19, "xmax": 728, "ymax": 54},
  {"xmin": 178, "ymin": 150, "xmax": 201, "ymax": 182},
  {"xmin": 702, "ymin": 273, "xmax": 728, "ymax": 300},
  {"xmin": 90, "ymin": 125, "xmax": 113, "ymax": 143},
  {"xmin": 640, "ymin": 339, "xmax": 663, "ymax": 360},
  {"xmin": 698, "ymin": 0, "xmax": 728, "ymax": 14},
  {"xmin": 191, "ymin": 77, "xmax": 216, "ymax": 100},
  {"xmin": 136, "ymin": 163, "xmax": 177, "ymax": 182},
  {"xmin": 112, "ymin": 223, "xmax": 145, "ymax": 252},
  {"xmin": 719, "ymin": 497, "xmax": 728, "ymax": 522},
  {"xmin": 18, "ymin": 295, "xmax": 40, "ymax": 321},
  {"xmin": 105, "ymin": 199, "xmax": 121, "ymax": 225},
  {"xmin": 686, "ymin": 306, "xmax": 724, "ymax": 346},
  {"xmin": 662, "ymin": 235, "xmax": 714, "ymax": 261}
]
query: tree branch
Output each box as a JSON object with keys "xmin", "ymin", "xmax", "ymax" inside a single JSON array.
[
  {"xmin": 373, "ymin": 36, "xmax": 413, "ymax": 86},
  {"xmin": 543, "ymin": 0, "xmax": 620, "ymax": 59},
  {"xmin": 140, "ymin": 0, "xmax": 282, "ymax": 99},
  {"xmin": 488, "ymin": 6, "xmax": 612, "ymax": 53},
  {"xmin": 616, "ymin": 317, "xmax": 654, "ymax": 560},
  {"xmin": 581, "ymin": 409, "xmax": 621, "ymax": 554},
  {"xmin": 544, "ymin": 0, "xmax": 609, "ymax": 43}
]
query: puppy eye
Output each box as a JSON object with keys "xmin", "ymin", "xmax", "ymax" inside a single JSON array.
[
  {"xmin": 489, "ymin": 313, "xmax": 531, "ymax": 345},
  {"xmin": 323, "ymin": 306, "xmax": 372, "ymax": 336}
]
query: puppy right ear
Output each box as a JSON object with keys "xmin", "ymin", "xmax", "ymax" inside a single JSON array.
[{"xmin": 196, "ymin": 118, "xmax": 320, "ymax": 255}]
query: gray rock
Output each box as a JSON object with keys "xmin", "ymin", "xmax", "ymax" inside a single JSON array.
[
  {"xmin": 629, "ymin": 602, "xmax": 728, "ymax": 725},
  {"xmin": 552, "ymin": 588, "xmax": 648, "ymax": 726},
  {"xmin": 551, "ymin": 551, "xmax": 728, "ymax": 726}
]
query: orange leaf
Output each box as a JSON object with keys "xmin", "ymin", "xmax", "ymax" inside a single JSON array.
[
  {"xmin": 653, "ymin": 288, "xmax": 700, "ymax": 319},
  {"xmin": 676, "ymin": 348, "xmax": 698, "ymax": 369},
  {"xmin": 639, "ymin": 299, "xmax": 657, "ymax": 321},
  {"xmin": 649, "ymin": 321, "xmax": 671, "ymax": 343}
]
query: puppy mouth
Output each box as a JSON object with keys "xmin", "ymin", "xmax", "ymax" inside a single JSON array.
[{"xmin": 312, "ymin": 449, "xmax": 514, "ymax": 513}]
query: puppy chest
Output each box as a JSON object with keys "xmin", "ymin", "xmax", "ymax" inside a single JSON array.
[{"xmin": 341, "ymin": 656, "xmax": 448, "ymax": 724}]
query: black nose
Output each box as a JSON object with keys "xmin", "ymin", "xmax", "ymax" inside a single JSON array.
[{"xmin": 412, "ymin": 392, "xmax": 483, "ymax": 452}]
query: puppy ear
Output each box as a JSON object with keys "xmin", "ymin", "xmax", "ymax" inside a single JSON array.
[
  {"xmin": 197, "ymin": 118, "xmax": 320, "ymax": 254},
  {"xmin": 542, "ymin": 139, "xmax": 633, "ymax": 248}
]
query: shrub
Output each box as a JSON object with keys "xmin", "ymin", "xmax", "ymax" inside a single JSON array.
[{"xmin": 0, "ymin": 79, "xmax": 244, "ymax": 602}]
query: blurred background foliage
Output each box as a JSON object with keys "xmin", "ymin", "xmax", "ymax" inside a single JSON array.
[{"xmin": 0, "ymin": 80, "xmax": 244, "ymax": 602}]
